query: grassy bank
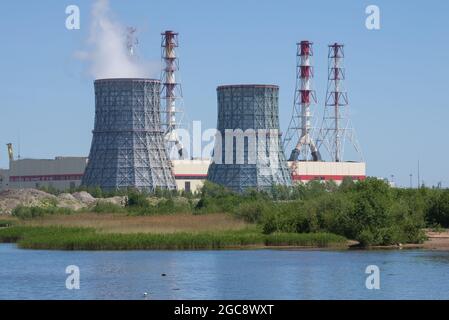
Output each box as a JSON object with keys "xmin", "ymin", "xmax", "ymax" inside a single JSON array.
[
  {"xmin": 5, "ymin": 177, "xmax": 443, "ymax": 247},
  {"xmin": 0, "ymin": 219, "xmax": 16, "ymax": 228},
  {"xmin": 20, "ymin": 213, "xmax": 250, "ymax": 234},
  {"xmin": 0, "ymin": 226, "xmax": 347, "ymax": 250}
]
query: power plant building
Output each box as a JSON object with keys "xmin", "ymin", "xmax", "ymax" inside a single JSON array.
[
  {"xmin": 0, "ymin": 157, "xmax": 87, "ymax": 191},
  {"xmin": 289, "ymin": 161, "xmax": 365, "ymax": 183},
  {"xmin": 0, "ymin": 37, "xmax": 367, "ymax": 194},
  {"xmin": 172, "ymin": 159, "xmax": 210, "ymax": 192},
  {"xmin": 0, "ymin": 154, "xmax": 209, "ymax": 193}
]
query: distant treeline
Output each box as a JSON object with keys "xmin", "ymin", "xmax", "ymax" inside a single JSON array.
[{"xmin": 18, "ymin": 178, "xmax": 449, "ymax": 246}]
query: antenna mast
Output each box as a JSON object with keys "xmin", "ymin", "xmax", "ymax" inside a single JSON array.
[
  {"xmin": 317, "ymin": 43, "xmax": 363, "ymax": 162},
  {"xmin": 161, "ymin": 30, "xmax": 186, "ymax": 159},
  {"xmin": 283, "ymin": 41, "xmax": 321, "ymax": 162}
]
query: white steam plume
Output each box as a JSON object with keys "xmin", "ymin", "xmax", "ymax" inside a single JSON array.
[{"xmin": 75, "ymin": 0, "xmax": 154, "ymax": 79}]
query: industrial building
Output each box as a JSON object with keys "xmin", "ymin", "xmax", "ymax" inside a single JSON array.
[
  {"xmin": 0, "ymin": 150, "xmax": 209, "ymax": 193},
  {"xmin": 0, "ymin": 156, "xmax": 87, "ymax": 191},
  {"xmin": 289, "ymin": 161, "xmax": 366, "ymax": 183},
  {"xmin": 0, "ymin": 34, "xmax": 366, "ymax": 193},
  {"xmin": 172, "ymin": 159, "xmax": 210, "ymax": 192},
  {"xmin": 0, "ymin": 156, "xmax": 365, "ymax": 192}
]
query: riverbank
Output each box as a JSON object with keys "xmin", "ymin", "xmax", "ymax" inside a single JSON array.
[
  {"xmin": 412, "ymin": 229, "xmax": 449, "ymax": 250},
  {"xmin": 3, "ymin": 178, "xmax": 444, "ymax": 248},
  {"xmin": 2, "ymin": 212, "xmax": 447, "ymax": 251},
  {"xmin": 351, "ymin": 229, "xmax": 449, "ymax": 251},
  {"xmin": 0, "ymin": 225, "xmax": 348, "ymax": 250},
  {"xmin": 2, "ymin": 223, "xmax": 448, "ymax": 251}
]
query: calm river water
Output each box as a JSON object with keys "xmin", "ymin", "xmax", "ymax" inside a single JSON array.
[{"xmin": 1, "ymin": 244, "xmax": 448, "ymax": 300}]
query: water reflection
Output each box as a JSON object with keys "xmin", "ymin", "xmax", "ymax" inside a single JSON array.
[{"xmin": 1, "ymin": 244, "xmax": 449, "ymax": 300}]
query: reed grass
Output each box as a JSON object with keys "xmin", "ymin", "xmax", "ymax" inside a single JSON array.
[
  {"xmin": 0, "ymin": 219, "xmax": 16, "ymax": 228},
  {"xmin": 22, "ymin": 213, "xmax": 250, "ymax": 234},
  {"xmin": 0, "ymin": 226, "xmax": 347, "ymax": 250}
]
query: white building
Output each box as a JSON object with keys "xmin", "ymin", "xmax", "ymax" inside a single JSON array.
[
  {"xmin": 288, "ymin": 161, "xmax": 366, "ymax": 184},
  {"xmin": 171, "ymin": 159, "xmax": 210, "ymax": 192}
]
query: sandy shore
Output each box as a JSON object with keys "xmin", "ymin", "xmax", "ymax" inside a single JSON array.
[
  {"xmin": 366, "ymin": 229, "xmax": 449, "ymax": 251},
  {"xmin": 419, "ymin": 229, "xmax": 449, "ymax": 250}
]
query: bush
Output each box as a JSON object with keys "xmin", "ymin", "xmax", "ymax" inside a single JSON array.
[
  {"xmin": 12, "ymin": 205, "xmax": 74, "ymax": 220},
  {"xmin": 232, "ymin": 201, "xmax": 268, "ymax": 223},
  {"xmin": 0, "ymin": 220, "xmax": 15, "ymax": 228},
  {"xmin": 194, "ymin": 182, "xmax": 242, "ymax": 214},
  {"xmin": 261, "ymin": 213, "xmax": 277, "ymax": 234},
  {"xmin": 427, "ymin": 190, "xmax": 449, "ymax": 227},
  {"xmin": 91, "ymin": 202, "xmax": 126, "ymax": 214},
  {"xmin": 126, "ymin": 191, "xmax": 150, "ymax": 208},
  {"xmin": 257, "ymin": 178, "xmax": 428, "ymax": 246},
  {"xmin": 126, "ymin": 197, "xmax": 193, "ymax": 216}
]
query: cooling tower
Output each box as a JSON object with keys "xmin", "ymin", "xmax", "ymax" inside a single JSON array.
[
  {"xmin": 82, "ymin": 78, "xmax": 177, "ymax": 192},
  {"xmin": 207, "ymin": 85, "xmax": 292, "ymax": 193}
]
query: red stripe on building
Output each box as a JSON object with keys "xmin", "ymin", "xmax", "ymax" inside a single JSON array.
[
  {"xmin": 174, "ymin": 174, "xmax": 208, "ymax": 180},
  {"xmin": 292, "ymin": 175, "xmax": 366, "ymax": 181},
  {"xmin": 9, "ymin": 174, "xmax": 84, "ymax": 182}
]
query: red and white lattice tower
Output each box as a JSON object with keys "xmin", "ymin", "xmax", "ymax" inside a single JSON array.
[
  {"xmin": 161, "ymin": 30, "xmax": 186, "ymax": 159},
  {"xmin": 317, "ymin": 43, "xmax": 363, "ymax": 162},
  {"xmin": 283, "ymin": 41, "xmax": 321, "ymax": 162}
]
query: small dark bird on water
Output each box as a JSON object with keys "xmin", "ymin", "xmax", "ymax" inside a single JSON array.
[{"xmin": 161, "ymin": 273, "xmax": 167, "ymax": 277}]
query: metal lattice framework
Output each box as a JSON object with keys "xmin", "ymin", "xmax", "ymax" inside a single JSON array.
[
  {"xmin": 207, "ymin": 85, "xmax": 292, "ymax": 193},
  {"xmin": 283, "ymin": 41, "xmax": 321, "ymax": 162},
  {"xmin": 82, "ymin": 79, "xmax": 177, "ymax": 192},
  {"xmin": 160, "ymin": 31, "xmax": 186, "ymax": 159},
  {"xmin": 317, "ymin": 43, "xmax": 363, "ymax": 162}
]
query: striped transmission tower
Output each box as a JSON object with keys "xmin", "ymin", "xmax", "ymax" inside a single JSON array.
[
  {"xmin": 283, "ymin": 41, "xmax": 321, "ymax": 162},
  {"xmin": 161, "ymin": 30, "xmax": 186, "ymax": 159},
  {"xmin": 317, "ymin": 43, "xmax": 363, "ymax": 162}
]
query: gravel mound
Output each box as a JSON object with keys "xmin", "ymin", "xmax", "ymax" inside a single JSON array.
[
  {"xmin": 0, "ymin": 189, "xmax": 128, "ymax": 215},
  {"xmin": 56, "ymin": 193, "xmax": 87, "ymax": 211},
  {"xmin": 72, "ymin": 191, "xmax": 96, "ymax": 205},
  {"xmin": 97, "ymin": 196, "xmax": 127, "ymax": 207},
  {"xmin": 0, "ymin": 189, "xmax": 57, "ymax": 214}
]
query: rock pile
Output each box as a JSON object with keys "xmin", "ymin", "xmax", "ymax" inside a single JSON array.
[{"xmin": 0, "ymin": 189, "xmax": 126, "ymax": 215}]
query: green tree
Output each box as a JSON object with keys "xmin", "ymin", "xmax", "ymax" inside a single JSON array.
[{"xmin": 427, "ymin": 190, "xmax": 449, "ymax": 227}]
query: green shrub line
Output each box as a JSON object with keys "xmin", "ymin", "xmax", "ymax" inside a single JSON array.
[
  {"xmin": 91, "ymin": 202, "xmax": 127, "ymax": 214},
  {"xmin": 9, "ymin": 178, "xmax": 449, "ymax": 246},
  {"xmin": 0, "ymin": 220, "xmax": 16, "ymax": 228},
  {"xmin": 12, "ymin": 206, "xmax": 75, "ymax": 219},
  {"xmin": 0, "ymin": 226, "xmax": 347, "ymax": 251}
]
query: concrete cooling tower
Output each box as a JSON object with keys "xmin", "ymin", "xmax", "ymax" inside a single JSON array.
[
  {"xmin": 82, "ymin": 78, "xmax": 177, "ymax": 192},
  {"xmin": 207, "ymin": 84, "xmax": 292, "ymax": 193}
]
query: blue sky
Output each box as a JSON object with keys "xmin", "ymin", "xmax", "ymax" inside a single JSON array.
[{"xmin": 0, "ymin": 0, "xmax": 447, "ymax": 187}]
